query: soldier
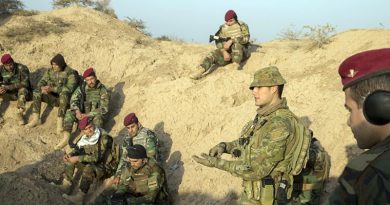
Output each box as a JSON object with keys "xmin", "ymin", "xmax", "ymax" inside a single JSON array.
[
  {"xmin": 0, "ymin": 54, "xmax": 31, "ymax": 125},
  {"xmin": 55, "ymin": 67, "xmax": 109, "ymax": 150},
  {"xmin": 27, "ymin": 53, "xmax": 77, "ymax": 135},
  {"xmin": 193, "ymin": 66, "xmax": 311, "ymax": 205},
  {"xmin": 190, "ymin": 9, "xmax": 250, "ymax": 80},
  {"xmin": 103, "ymin": 145, "xmax": 170, "ymax": 205},
  {"xmin": 113, "ymin": 113, "xmax": 158, "ymax": 181},
  {"xmin": 325, "ymin": 48, "xmax": 390, "ymax": 205},
  {"xmin": 62, "ymin": 116, "xmax": 114, "ymax": 204}
]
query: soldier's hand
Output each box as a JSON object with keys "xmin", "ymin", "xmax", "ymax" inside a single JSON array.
[
  {"xmin": 0, "ymin": 87, "xmax": 6, "ymax": 94},
  {"xmin": 223, "ymin": 39, "xmax": 233, "ymax": 50},
  {"xmin": 75, "ymin": 110, "xmax": 83, "ymax": 120},
  {"xmin": 209, "ymin": 143, "xmax": 226, "ymax": 158},
  {"xmin": 41, "ymin": 86, "xmax": 49, "ymax": 94},
  {"xmin": 192, "ymin": 153, "xmax": 217, "ymax": 167},
  {"xmin": 68, "ymin": 156, "xmax": 79, "ymax": 164},
  {"xmin": 63, "ymin": 154, "xmax": 70, "ymax": 162},
  {"xmin": 223, "ymin": 50, "xmax": 231, "ymax": 61}
]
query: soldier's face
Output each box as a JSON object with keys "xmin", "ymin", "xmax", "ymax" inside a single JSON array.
[
  {"xmin": 127, "ymin": 158, "xmax": 145, "ymax": 169},
  {"xmin": 82, "ymin": 124, "xmax": 95, "ymax": 137},
  {"xmin": 85, "ymin": 75, "xmax": 97, "ymax": 88},
  {"xmin": 3, "ymin": 63, "xmax": 13, "ymax": 72},
  {"xmin": 126, "ymin": 123, "xmax": 139, "ymax": 137},
  {"xmin": 252, "ymin": 86, "xmax": 277, "ymax": 107},
  {"xmin": 225, "ymin": 18, "xmax": 236, "ymax": 26},
  {"xmin": 344, "ymin": 88, "xmax": 378, "ymax": 149},
  {"xmin": 51, "ymin": 62, "xmax": 61, "ymax": 72}
]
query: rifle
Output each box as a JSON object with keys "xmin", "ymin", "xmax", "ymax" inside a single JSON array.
[
  {"xmin": 79, "ymin": 81, "xmax": 86, "ymax": 113},
  {"xmin": 209, "ymin": 35, "xmax": 231, "ymax": 43}
]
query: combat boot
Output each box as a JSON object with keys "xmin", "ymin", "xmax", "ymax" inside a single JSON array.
[
  {"xmin": 16, "ymin": 108, "xmax": 25, "ymax": 125},
  {"xmin": 57, "ymin": 117, "xmax": 64, "ymax": 135},
  {"xmin": 54, "ymin": 131, "xmax": 70, "ymax": 150},
  {"xmin": 62, "ymin": 189, "xmax": 85, "ymax": 204},
  {"xmin": 27, "ymin": 113, "xmax": 41, "ymax": 128},
  {"xmin": 189, "ymin": 66, "xmax": 206, "ymax": 80}
]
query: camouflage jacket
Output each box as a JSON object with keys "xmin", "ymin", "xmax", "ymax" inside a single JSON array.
[
  {"xmin": 0, "ymin": 63, "xmax": 30, "ymax": 91},
  {"xmin": 115, "ymin": 126, "xmax": 158, "ymax": 176},
  {"xmin": 216, "ymin": 20, "xmax": 250, "ymax": 47},
  {"xmin": 325, "ymin": 136, "xmax": 390, "ymax": 205},
  {"xmin": 70, "ymin": 128, "xmax": 113, "ymax": 165},
  {"xmin": 37, "ymin": 66, "xmax": 77, "ymax": 94},
  {"xmin": 69, "ymin": 80, "xmax": 109, "ymax": 117},
  {"xmin": 115, "ymin": 158, "xmax": 165, "ymax": 204}
]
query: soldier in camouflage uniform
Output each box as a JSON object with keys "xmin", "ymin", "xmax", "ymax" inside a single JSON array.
[
  {"xmin": 190, "ymin": 10, "xmax": 250, "ymax": 80},
  {"xmin": 27, "ymin": 54, "xmax": 78, "ymax": 135},
  {"xmin": 0, "ymin": 54, "xmax": 31, "ymax": 125},
  {"xmin": 325, "ymin": 48, "xmax": 390, "ymax": 205},
  {"xmin": 113, "ymin": 113, "xmax": 158, "ymax": 182},
  {"xmin": 55, "ymin": 67, "xmax": 109, "ymax": 150},
  {"xmin": 193, "ymin": 66, "xmax": 311, "ymax": 205},
  {"xmin": 62, "ymin": 116, "xmax": 114, "ymax": 204}
]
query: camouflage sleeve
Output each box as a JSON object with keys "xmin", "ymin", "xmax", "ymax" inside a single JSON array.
[
  {"xmin": 215, "ymin": 118, "xmax": 291, "ymax": 180},
  {"xmin": 7, "ymin": 65, "xmax": 30, "ymax": 91},
  {"xmin": 225, "ymin": 139, "xmax": 240, "ymax": 154},
  {"xmin": 79, "ymin": 134, "xmax": 112, "ymax": 163},
  {"xmin": 235, "ymin": 22, "xmax": 250, "ymax": 45},
  {"xmin": 115, "ymin": 144, "xmax": 128, "ymax": 176},
  {"xmin": 70, "ymin": 86, "xmax": 82, "ymax": 111},
  {"xmin": 37, "ymin": 70, "xmax": 49, "ymax": 88},
  {"xmin": 145, "ymin": 133, "xmax": 158, "ymax": 159},
  {"xmin": 127, "ymin": 171, "xmax": 162, "ymax": 204},
  {"xmin": 89, "ymin": 85, "xmax": 109, "ymax": 117},
  {"xmin": 59, "ymin": 70, "xmax": 77, "ymax": 94}
]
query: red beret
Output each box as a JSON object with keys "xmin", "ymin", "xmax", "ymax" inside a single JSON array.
[
  {"xmin": 79, "ymin": 116, "xmax": 91, "ymax": 130},
  {"xmin": 225, "ymin": 10, "xmax": 237, "ymax": 22},
  {"xmin": 1, "ymin": 54, "xmax": 13, "ymax": 64},
  {"xmin": 339, "ymin": 48, "xmax": 390, "ymax": 90},
  {"xmin": 124, "ymin": 113, "xmax": 138, "ymax": 126},
  {"xmin": 83, "ymin": 67, "xmax": 96, "ymax": 78}
]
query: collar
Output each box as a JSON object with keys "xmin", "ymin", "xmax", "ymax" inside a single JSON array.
[{"xmin": 256, "ymin": 97, "xmax": 288, "ymax": 117}]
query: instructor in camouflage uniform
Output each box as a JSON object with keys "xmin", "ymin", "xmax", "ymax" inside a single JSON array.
[
  {"xmin": 0, "ymin": 54, "xmax": 31, "ymax": 125},
  {"xmin": 193, "ymin": 66, "xmax": 307, "ymax": 205},
  {"xmin": 190, "ymin": 9, "xmax": 250, "ymax": 80},
  {"xmin": 325, "ymin": 48, "xmax": 390, "ymax": 205},
  {"xmin": 56, "ymin": 67, "xmax": 109, "ymax": 150},
  {"xmin": 27, "ymin": 54, "xmax": 77, "ymax": 135}
]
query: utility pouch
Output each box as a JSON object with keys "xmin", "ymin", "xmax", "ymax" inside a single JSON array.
[{"xmin": 260, "ymin": 176, "xmax": 275, "ymax": 205}]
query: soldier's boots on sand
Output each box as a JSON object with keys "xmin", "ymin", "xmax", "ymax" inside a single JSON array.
[
  {"xmin": 27, "ymin": 113, "xmax": 41, "ymax": 128},
  {"xmin": 54, "ymin": 131, "xmax": 70, "ymax": 150},
  {"xmin": 57, "ymin": 117, "xmax": 64, "ymax": 135},
  {"xmin": 189, "ymin": 66, "xmax": 206, "ymax": 80},
  {"xmin": 16, "ymin": 108, "xmax": 25, "ymax": 125},
  {"xmin": 63, "ymin": 189, "xmax": 85, "ymax": 204}
]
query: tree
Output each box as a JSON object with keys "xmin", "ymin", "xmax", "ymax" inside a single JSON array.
[
  {"xmin": 52, "ymin": 0, "xmax": 117, "ymax": 18},
  {"xmin": 0, "ymin": 0, "xmax": 24, "ymax": 15}
]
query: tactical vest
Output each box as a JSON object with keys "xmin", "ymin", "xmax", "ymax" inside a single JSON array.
[
  {"xmin": 44, "ymin": 66, "xmax": 74, "ymax": 87},
  {"xmin": 132, "ymin": 127, "xmax": 159, "ymax": 160},
  {"xmin": 83, "ymin": 82, "xmax": 105, "ymax": 113},
  {"xmin": 0, "ymin": 63, "xmax": 31, "ymax": 91},
  {"xmin": 221, "ymin": 23, "xmax": 243, "ymax": 39}
]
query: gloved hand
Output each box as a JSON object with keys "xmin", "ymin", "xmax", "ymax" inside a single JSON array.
[
  {"xmin": 192, "ymin": 153, "xmax": 218, "ymax": 167},
  {"xmin": 209, "ymin": 142, "xmax": 226, "ymax": 158}
]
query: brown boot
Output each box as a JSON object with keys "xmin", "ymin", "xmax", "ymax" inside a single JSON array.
[
  {"xmin": 189, "ymin": 66, "xmax": 206, "ymax": 80},
  {"xmin": 57, "ymin": 117, "xmax": 64, "ymax": 135},
  {"xmin": 16, "ymin": 108, "xmax": 25, "ymax": 125},
  {"xmin": 54, "ymin": 131, "xmax": 70, "ymax": 150},
  {"xmin": 62, "ymin": 189, "xmax": 85, "ymax": 204},
  {"xmin": 27, "ymin": 113, "xmax": 41, "ymax": 128}
]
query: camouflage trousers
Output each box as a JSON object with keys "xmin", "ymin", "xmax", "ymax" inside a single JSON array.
[
  {"xmin": 32, "ymin": 90, "xmax": 70, "ymax": 117},
  {"xmin": 201, "ymin": 43, "xmax": 248, "ymax": 70},
  {"xmin": 63, "ymin": 110, "xmax": 105, "ymax": 132},
  {"xmin": 64, "ymin": 161, "xmax": 106, "ymax": 194},
  {"xmin": 0, "ymin": 88, "xmax": 30, "ymax": 110}
]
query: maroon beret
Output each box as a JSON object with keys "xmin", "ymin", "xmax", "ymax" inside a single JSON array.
[
  {"xmin": 225, "ymin": 10, "xmax": 237, "ymax": 22},
  {"xmin": 79, "ymin": 116, "xmax": 91, "ymax": 130},
  {"xmin": 1, "ymin": 54, "xmax": 13, "ymax": 64},
  {"xmin": 83, "ymin": 67, "xmax": 96, "ymax": 78},
  {"xmin": 124, "ymin": 113, "xmax": 138, "ymax": 126},
  {"xmin": 339, "ymin": 48, "xmax": 390, "ymax": 90}
]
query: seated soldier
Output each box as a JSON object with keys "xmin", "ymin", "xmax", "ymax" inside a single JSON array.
[
  {"xmin": 56, "ymin": 67, "xmax": 109, "ymax": 150},
  {"xmin": 101, "ymin": 145, "xmax": 169, "ymax": 205},
  {"xmin": 114, "ymin": 113, "xmax": 159, "ymax": 180},
  {"xmin": 61, "ymin": 116, "xmax": 114, "ymax": 204},
  {"xmin": 0, "ymin": 54, "xmax": 31, "ymax": 125},
  {"xmin": 27, "ymin": 54, "xmax": 78, "ymax": 135},
  {"xmin": 190, "ymin": 9, "xmax": 250, "ymax": 80}
]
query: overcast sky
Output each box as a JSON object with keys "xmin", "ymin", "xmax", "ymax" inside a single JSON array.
[{"xmin": 23, "ymin": 0, "xmax": 390, "ymax": 43}]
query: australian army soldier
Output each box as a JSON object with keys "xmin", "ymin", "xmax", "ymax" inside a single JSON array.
[
  {"xmin": 193, "ymin": 66, "xmax": 311, "ymax": 205},
  {"xmin": 55, "ymin": 67, "xmax": 109, "ymax": 150},
  {"xmin": 27, "ymin": 54, "xmax": 77, "ymax": 134},
  {"xmin": 190, "ymin": 9, "xmax": 250, "ymax": 80},
  {"xmin": 325, "ymin": 48, "xmax": 390, "ymax": 204},
  {"xmin": 0, "ymin": 54, "xmax": 31, "ymax": 125}
]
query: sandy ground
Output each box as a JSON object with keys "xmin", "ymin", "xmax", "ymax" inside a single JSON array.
[{"xmin": 0, "ymin": 7, "xmax": 389, "ymax": 205}]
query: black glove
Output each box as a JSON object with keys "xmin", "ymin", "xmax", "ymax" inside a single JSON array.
[
  {"xmin": 276, "ymin": 180, "xmax": 288, "ymax": 205},
  {"xmin": 209, "ymin": 142, "xmax": 226, "ymax": 158},
  {"xmin": 192, "ymin": 153, "xmax": 218, "ymax": 167}
]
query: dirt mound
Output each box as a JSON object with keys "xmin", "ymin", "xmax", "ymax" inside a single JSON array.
[{"xmin": 0, "ymin": 6, "xmax": 389, "ymax": 204}]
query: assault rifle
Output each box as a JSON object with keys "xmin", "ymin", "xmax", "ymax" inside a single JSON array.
[
  {"xmin": 209, "ymin": 35, "xmax": 231, "ymax": 43},
  {"xmin": 79, "ymin": 81, "xmax": 86, "ymax": 113}
]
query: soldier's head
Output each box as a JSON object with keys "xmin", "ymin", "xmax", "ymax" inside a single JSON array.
[
  {"xmin": 83, "ymin": 67, "xmax": 97, "ymax": 88},
  {"xmin": 126, "ymin": 144, "xmax": 147, "ymax": 169},
  {"xmin": 339, "ymin": 48, "xmax": 390, "ymax": 149},
  {"xmin": 249, "ymin": 66, "xmax": 286, "ymax": 108},
  {"xmin": 50, "ymin": 54, "xmax": 67, "ymax": 72},
  {"xmin": 79, "ymin": 116, "xmax": 96, "ymax": 137},
  {"xmin": 124, "ymin": 113, "xmax": 140, "ymax": 137},
  {"xmin": 225, "ymin": 10, "xmax": 237, "ymax": 26},
  {"xmin": 1, "ymin": 54, "xmax": 14, "ymax": 72}
]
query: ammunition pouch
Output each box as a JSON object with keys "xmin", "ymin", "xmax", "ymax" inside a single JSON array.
[{"xmin": 260, "ymin": 176, "xmax": 275, "ymax": 205}]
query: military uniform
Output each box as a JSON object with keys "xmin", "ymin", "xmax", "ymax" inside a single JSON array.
[
  {"xmin": 64, "ymin": 128, "xmax": 114, "ymax": 194},
  {"xmin": 63, "ymin": 80, "xmax": 109, "ymax": 132},
  {"xmin": 115, "ymin": 126, "xmax": 158, "ymax": 176}
]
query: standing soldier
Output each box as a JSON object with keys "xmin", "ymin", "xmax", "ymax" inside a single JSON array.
[
  {"xmin": 190, "ymin": 9, "xmax": 250, "ymax": 80},
  {"xmin": 56, "ymin": 67, "xmax": 109, "ymax": 150},
  {"xmin": 325, "ymin": 48, "xmax": 390, "ymax": 205},
  {"xmin": 0, "ymin": 54, "xmax": 31, "ymax": 125},
  {"xmin": 27, "ymin": 54, "xmax": 77, "ymax": 135},
  {"xmin": 193, "ymin": 66, "xmax": 311, "ymax": 205}
]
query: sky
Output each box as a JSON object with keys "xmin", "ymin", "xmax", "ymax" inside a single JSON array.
[{"xmin": 22, "ymin": 0, "xmax": 390, "ymax": 43}]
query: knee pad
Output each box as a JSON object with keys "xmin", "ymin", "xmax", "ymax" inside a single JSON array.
[{"xmin": 363, "ymin": 90, "xmax": 390, "ymax": 125}]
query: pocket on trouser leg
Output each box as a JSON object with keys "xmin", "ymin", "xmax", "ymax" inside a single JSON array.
[{"xmin": 260, "ymin": 176, "xmax": 275, "ymax": 205}]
